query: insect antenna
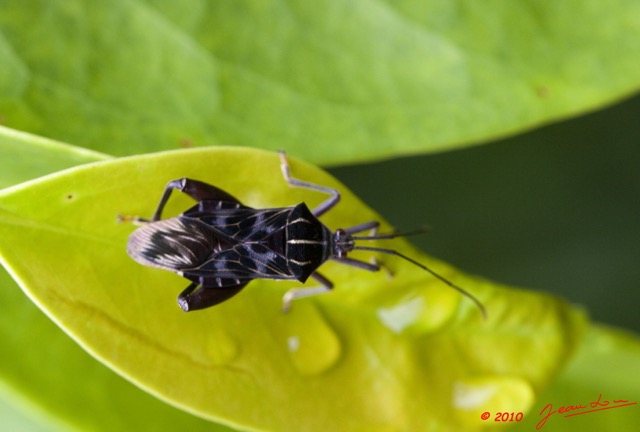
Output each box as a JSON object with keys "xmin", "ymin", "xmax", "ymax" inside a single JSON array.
[
  {"xmin": 352, "ymin": 226, "xmax": 431, "ymax": 240},
  {"xmin": 351, "ymin": 237, "xmax": 487, "ymax": 318}
]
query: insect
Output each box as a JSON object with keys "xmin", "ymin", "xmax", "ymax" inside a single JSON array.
[{"xmin": 126, "ymin": 151, "xmax": 486, "ymax": 317}]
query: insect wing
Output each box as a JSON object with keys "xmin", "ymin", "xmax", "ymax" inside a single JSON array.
[
  {"xmin": 182, "ymin": 199, "xmax": 246, "ymax": 218},
  {"xmin": 127, "ymin": 217, "xmax": 233, "ymax": 271},
  {"xmin": 185, "ymin": 243, "xmax": 293, "ymax": 282},
  {"xmin": 190, "ymin": 207, "xmax": 292, "ymax": 242}
]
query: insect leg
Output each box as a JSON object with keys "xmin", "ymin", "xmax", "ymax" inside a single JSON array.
[
  {"xmin": 177, "ymin": 282, "xmax": 248, "ymax": 312},
  {"xmin": 117, "ymin": 214, "xmax": 152, "ymax": 224},
  {"xmin": 281, "ymin": 272, "xmax": 333, "ymax": 312},
  {"xmin": 152, "ymin": 178, "xmax": 241, "ymax": 221},
  {"xmin": 331, "ymin": 256, "xmax": 380, "ymax": 272},
  {"xmin": 343, "ymin": 221, "xmax": 379, "ymax": 235},
  {"xmin": 279, "ymin": 151, "xmax": 340, "ymax": 218}
]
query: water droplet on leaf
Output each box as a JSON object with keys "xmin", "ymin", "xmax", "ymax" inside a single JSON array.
[
  {"xmin": 376, "ymin": 290, "xmax": 454, "ymax": 335},
  {"xmin": 283, "ymin": 302, "xmax": 341, "ymax": 376},
  {"xmin": 377, "ymin": 295, "xmax": 425, "ymax": 334},
  {"xmin": 452, "ymin": 376, "xmax": 534, "ymax": 426}
]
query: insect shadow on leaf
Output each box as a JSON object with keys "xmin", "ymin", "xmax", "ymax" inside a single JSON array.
[{"xmin": 125, "ymin": 151, "xmax": 486, "ymax": 318}]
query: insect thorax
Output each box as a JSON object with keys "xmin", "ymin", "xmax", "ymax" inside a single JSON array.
[{"xmin": 285, "ymin": 203, "xmax": 332, "ymax": 282}]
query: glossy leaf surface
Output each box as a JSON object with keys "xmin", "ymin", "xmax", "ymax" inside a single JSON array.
[
  {"xmin": 520, "ymin": 324, "xmax": 640, "ymax": 431},
  {"xmin": 0, "ymin": 148, "xmax": 585, "ymax": 431},
  {"xmin": 0, "ymin": 129, "xmax": 236, "ymax": 431}
]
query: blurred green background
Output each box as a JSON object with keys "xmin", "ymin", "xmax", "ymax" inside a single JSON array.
[{"xmin": 332, "ymin": 94, "xmax": 640, "ymax": 333}]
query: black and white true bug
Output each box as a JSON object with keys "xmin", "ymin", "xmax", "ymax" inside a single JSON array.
[{"xmin": 126, "ymin": 151, "xmax": 486, "ymax": 316}]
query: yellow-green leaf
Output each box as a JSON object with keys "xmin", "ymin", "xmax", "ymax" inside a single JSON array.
[
  {"xmin": 0, "ymin": 127, "xmax": 235, "ymax": 430},
  {"xmin": 520, "ymin": 324, "xmax": 640, "ymax": 431},
  {"xmin": 0, "ymin": 268, "xmax": 236, "ymax": 431},
  {"xmin": 0, "ymin": 148, "xmax": 585, "ymax": 431}
]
